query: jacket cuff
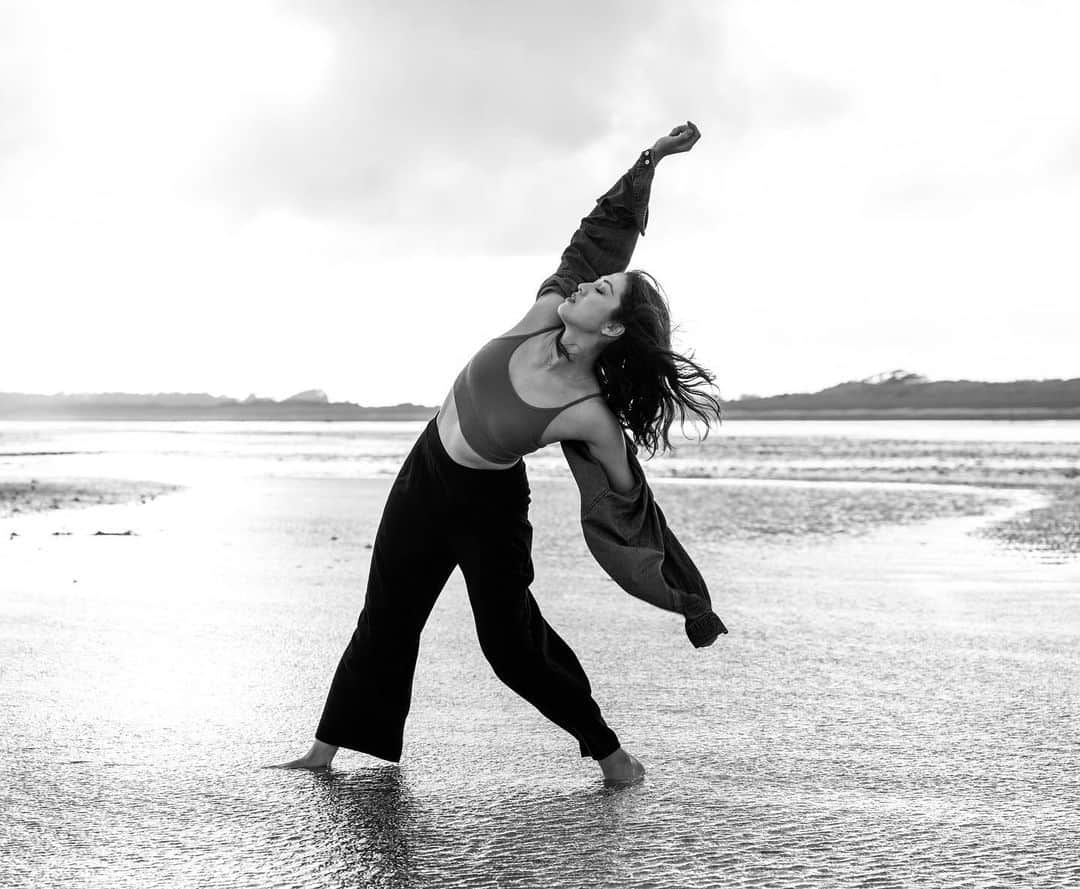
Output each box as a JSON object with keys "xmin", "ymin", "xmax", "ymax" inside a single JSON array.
[
  {"xmin": 593, "ymin": 148, "xmax": 656, "ymax": 239},
  {"xmin": 631, "ymin": 149, "xmax": 656, "ymax": 236},
  {"xmin": 685, "ymin": 611, "xmax": 728, "ymax": 648}
]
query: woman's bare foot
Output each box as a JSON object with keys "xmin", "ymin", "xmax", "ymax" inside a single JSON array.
[
  {"xmin": 264, "ymin": 739, "xmax": 339, "ymax": 770},
  {"xmin": 598, "ymin": 747, "xmax": 645, "ymax": 784}
]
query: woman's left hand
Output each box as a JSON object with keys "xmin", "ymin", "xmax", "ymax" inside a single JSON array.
[{"xmin": 651, "ymin": 121, "xmax": 701, "ymax": 160}]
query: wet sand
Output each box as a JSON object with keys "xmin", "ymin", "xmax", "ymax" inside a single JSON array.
[
  {"xmin": 4, "ymin": 468, "xmax": 1078, "ymax": 556},
  {"xmin": 975, "ymin": 484, "xmax": 1080, "ymax": 557},
  {"xmin": 0, "ymin": 477, "xmax": 182, "ymax": 519},
  {"xmin": 2, "ymin": 469, "xmax": 1079, "ymax": 887}
]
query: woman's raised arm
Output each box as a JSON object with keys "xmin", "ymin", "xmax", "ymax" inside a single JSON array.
[{"xmin": 535, "ymin": 121, "xmax": 701, "ymax": 302}]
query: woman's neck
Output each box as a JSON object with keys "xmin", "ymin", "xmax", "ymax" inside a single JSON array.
[{"xmin": 545, "ymin": 326, "xmax": 602, "ymax": 383}]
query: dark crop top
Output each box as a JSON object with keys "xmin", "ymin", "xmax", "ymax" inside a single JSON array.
[{"xmin": 452, "ymin": 324, "xmax": 603, "ymax": 464}]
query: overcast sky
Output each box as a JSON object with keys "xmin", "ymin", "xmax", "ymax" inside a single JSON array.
[{"xmin": 3, "ymin": 0, "xmax": 1078, "ymax": 404}]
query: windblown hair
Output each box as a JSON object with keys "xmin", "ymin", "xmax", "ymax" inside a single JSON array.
[{"xmin": 595, "ymin": 270, "xmax": 724, "ymax": 459}]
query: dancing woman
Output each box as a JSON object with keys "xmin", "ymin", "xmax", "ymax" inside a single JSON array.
[{"xmin": 272, "ymin": 121, "xmax": 722, "ymax": 783}]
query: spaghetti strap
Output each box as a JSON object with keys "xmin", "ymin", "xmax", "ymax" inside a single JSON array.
[{"xmin": 455, "ymin": 322, "xmax": 606, "ymax": 460}]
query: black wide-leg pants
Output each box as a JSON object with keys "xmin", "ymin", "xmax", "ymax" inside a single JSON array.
[{"xmin": 315, "ymin": 416, "xmax": 621, "ymax": 763}]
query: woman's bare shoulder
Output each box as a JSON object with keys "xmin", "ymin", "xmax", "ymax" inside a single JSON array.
[
  {"xmin": 557, "ymin": 391, "xmax": 621, "ymax": 443},
  {"xmin": 561, "ymin": 397, "xmax": 636, "ymax": 491}
]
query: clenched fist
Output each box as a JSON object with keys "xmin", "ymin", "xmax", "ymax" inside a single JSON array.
[{"xmin": 651, "ymin": 121, "xmax": 702, "ymax": 160}]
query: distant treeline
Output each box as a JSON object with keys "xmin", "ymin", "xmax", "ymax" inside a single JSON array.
[
  {"xmin": 2, "ymin": 377, "xmax": 1079, "ymax": 421},
  {"xmin": 0, "ymin": 392, "xmax": 437, "ymax": 421},
  {"xmin": 722, "ymin": 378, "xmax": 1080, "ymax": 419},
  {"xmin": 730, "ymin": 378, "xmax": 1080, "ymax": 411}
]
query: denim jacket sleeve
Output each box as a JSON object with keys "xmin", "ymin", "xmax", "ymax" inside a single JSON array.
[
  {"xmin": 535, "ymin": 149, "xmax": 657, "ymax": 300},
  {"xmin": 560, "ymin": 435, "xmax": 728, "ymax": 649}
]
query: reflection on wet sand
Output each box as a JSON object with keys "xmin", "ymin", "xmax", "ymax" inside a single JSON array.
[{"xmin": 303, "ymin": 763, "xmax": 658, "ymax": 888}]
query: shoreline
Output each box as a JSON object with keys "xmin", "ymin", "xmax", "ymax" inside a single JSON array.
[
  {"xmin": 2, "ymin": 470, "xmax": 1077, "ymax": 558},
  {"xmin": 720, "ymin": 407, "xmax": 1080, "ymax": 421},
  {"xmin": 3, "ymin": 407, "xmax": 1080, "ymax": 423}
]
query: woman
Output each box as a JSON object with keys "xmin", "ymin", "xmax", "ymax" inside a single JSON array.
[{"xmin": 272, "ymin": 121, "xmax": 722, "ymax": 784}]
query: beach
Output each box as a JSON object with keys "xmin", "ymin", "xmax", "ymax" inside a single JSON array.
[
  {"xmin": 2, "ymin": 420, "xmax": 1078, "ymax": 888},
  {"xmin": 1, "ymin": 477, "xmax": 181, "ymax": 522}
]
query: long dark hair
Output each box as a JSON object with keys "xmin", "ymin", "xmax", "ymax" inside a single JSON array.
[{"xmin": 594, "ymin": 270, "xmax": 724, "ymax": 458}]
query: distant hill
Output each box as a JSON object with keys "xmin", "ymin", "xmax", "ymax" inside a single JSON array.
[
  {"xmin": 0, "ymin": 391, "xmax": 438, "ymax": 421},
  {"xmin": 2, "ymin": 373, "xmax": 1079, "ymax": 421},
  {"xmin": 723, "ymin": 372, "xmax": 1080, "ymax": 420},
  {"xmin": 281, "ymin": 389, "xmax": 329, "ymax": 404}
]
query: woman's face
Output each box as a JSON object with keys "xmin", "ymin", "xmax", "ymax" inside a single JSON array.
[{"xmin": 557, "ymin": 273, "xmax": 630, "ymax": 337}]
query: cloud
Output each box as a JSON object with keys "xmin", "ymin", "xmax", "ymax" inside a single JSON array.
[
  {"xmin": 0, "ymin": 4, "xmax": 44, "ymax": 166},
  {"xmin": 1053, "ymin": 129, "xmax": 1080, "ymax": 176},
  {"xmin": 198, "ymin": 0, "xmax": 736, "ymax": 252}
]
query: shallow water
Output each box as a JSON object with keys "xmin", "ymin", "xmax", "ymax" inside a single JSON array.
[
  {"xmin": 3, "ymin": 418, "xmax": 1080, "ymax": 485},
  {"xmin": 2, "ymin": 421, "xmax": 1079, "ymax": 886}
]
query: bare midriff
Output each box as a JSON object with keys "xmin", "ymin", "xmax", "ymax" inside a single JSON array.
[
  {"xmin": 435, "ymin": 387, "xmax": 523, "ymax": 469},
  {"xmin": 435, "ymin": 326, "xmax": 603, "ymax": 470}
]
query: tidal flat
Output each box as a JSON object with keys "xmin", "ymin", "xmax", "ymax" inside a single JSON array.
[{"xmin": 2, "ymin": 419, "xmax": 1078, "ymax": 887}]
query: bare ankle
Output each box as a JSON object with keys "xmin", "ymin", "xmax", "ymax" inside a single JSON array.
[
  {"xmin": 598, "ymin": 747, "xmax": 645, "ymax": 783},
  {"xmin": 309, "ymin": 740, "xmax": 338, "ymax": 764}
]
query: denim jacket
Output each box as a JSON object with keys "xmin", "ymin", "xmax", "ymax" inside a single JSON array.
[{"xmin": 537, "ymin": 150, "xmax": 727, "ymax": 648}]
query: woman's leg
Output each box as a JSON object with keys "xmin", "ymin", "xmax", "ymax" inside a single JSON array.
[
  {"xmin": 313, "ymin": 438, "xmax": 458, "ymax": 763},
  {"xmin": 449, "ymin": 496, "xmax": 622, "ymax": 762}
]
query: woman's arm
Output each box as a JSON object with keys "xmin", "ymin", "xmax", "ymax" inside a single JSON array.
[
  {"xmin": 533, "ymin": 150, "xmax": 655, "ymax": 303},
  {"xmin": 535, "ymin": 121, "xmax": 701, "ymax": 303},
  {"xmin": 582, "ymin": 407, "xmax": 637, "ymax": 494}
]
